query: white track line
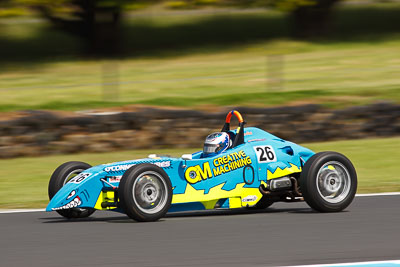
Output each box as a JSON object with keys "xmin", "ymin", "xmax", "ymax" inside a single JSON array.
[
  {"xmin": 0, "ymin": 192, "xmax": 399, "ymax": 214},
  {"xmin": 356, "ymin": 192, "xmax": 400, "ymax": 197},
  {"xmin": 283, "ymin": 259, "xmax": 400, "ymax": 267},
  {"xmin": 0, "ymin": 209, "xmax": 44, "ymax": 214}
]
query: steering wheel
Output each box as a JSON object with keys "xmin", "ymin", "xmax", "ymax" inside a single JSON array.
[{"xmin": 221, "ymin": 110, "xmax": 245, "ymax": 148}]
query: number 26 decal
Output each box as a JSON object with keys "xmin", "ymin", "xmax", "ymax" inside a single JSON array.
[{"xmin": 253, "ymin": 145, "xmax": 277, "ymax": 163}]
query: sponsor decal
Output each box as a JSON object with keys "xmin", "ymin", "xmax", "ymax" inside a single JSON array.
[
  {"xmin": 184, "ymin": 150, "xmax": 252, "ymax": 184},
  {"xmin": 108, "ymin": 176, "xmax": 122, "ymax": 183},
  {"xmin": 212, "ymin": 150, "xmax": 252, "ymax": 177},
  {"xmin": 104, "ymin": 164, "xmax": 135, "ymax": 172},
  {"xmin": 244, "ymin": 131, "xmax": 253, "ymax": 136},
  {"xmin": 185, "ymin": 162, "xmax": 213, "ymax": 184},
  {"xmin": 68, "ymin": 173, "xmax": 90, "ymax": 184},
  {"xmin": 155, "ymin": 161, "xmax": 171, "ymax": 168},
  {"xmin": 104, "ymin": 161, "xmax": 171, "ymax": 172},
  {"xmin": 242, "ymin": 195, "xmax": 258, "ymax": 202},
  {"xmin": 248, "ymin": 138, "xmax": 266, "ymax": 143}
]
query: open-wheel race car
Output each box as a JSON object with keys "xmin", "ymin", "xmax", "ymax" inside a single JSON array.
[{"xmin": 47, "ymin": 110, "xmax": 357, "ymax": 222}]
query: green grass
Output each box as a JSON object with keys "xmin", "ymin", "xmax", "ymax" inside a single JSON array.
[
  {"xmin": 1, "ymin": 5, "xmax": 400, "ymax": 111},
  {"xmin": 0, "ymin": 137, "xmax": 399, "ymax": 209},
  {"xmin": 0, "ymin": 39, "xmax": 399, "ymax": 111}
]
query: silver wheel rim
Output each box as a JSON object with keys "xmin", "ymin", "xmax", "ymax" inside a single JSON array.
[
  {"xmin": 132, "ymin": 171, "xmax": 168, "ymax": 214},
  {"xmin": 316, "ymin": 161, "xmax": 351, "ymax": 204},
  {"xmin": 63, "ymin": 169, "xmax": 84, "ymax": 185}
]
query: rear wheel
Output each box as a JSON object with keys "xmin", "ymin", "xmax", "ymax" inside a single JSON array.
[
  {"xmin": 119, "ymin": 164, "xmax": 172, "ymax": 222},
  {"xmin": 300, "ymin": 152, "xmax": 357, "ymax": 212},
  {"xmin": 48, "ymin": 161, "xmax": 96, "ymax": 219}
]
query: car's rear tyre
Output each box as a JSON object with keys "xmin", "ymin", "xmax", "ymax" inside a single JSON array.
[
  {"xmin": 119, "ymin": 164, "xmax": 173, "ymax": 222},
  {"xmin": 300, "ymin": 152, "xmax": 357, "ymax": 212},
  {"xmin": 48, "ymin": 161, "xmax": 96, "ymax": 219}
]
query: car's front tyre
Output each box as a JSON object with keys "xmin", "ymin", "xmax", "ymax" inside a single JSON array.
[
  {"xmin": 48, "ymin": 161, "xmax": 96, "ymax": 219},
  {"xmin": 119, "ymin": 164, "xmax": 173, "ymax": 222},
  {"xmin": 300, "ymin": 152, "xmax": 357, "ymax": 212}
]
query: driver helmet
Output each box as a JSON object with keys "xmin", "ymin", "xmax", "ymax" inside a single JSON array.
[{"xmin": 203, "ymin": 132, "xmax": 230, "ymax": 157}]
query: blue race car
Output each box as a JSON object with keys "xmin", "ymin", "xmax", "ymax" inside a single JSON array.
[{"xmin": 47, "ymin": 110, "xmax": 357, "ymax": 221}]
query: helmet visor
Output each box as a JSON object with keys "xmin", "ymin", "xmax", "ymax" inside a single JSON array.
[{"xmin": 203, "ymin": 144, "xmax": 221, "ymax": 154}]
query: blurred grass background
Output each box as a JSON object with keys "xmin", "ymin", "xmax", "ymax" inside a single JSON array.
[{"xmin": 0, "ymin": 3, "xmax": 400, "ymax": 111}]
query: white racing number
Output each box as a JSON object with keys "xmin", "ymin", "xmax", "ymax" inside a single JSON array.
[
  {"xmin": 68, "ymin": 173, "xmax": 90, "ymax": 184},
  {"xmin": 253, "ymin": 145, "xmax": 277, "ymax": 163}
]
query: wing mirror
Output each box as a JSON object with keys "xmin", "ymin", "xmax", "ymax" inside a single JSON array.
[
  {"xmin": 181, "ymin": 154, "xmax": 192, "ymax": 160},
  {"xmin": 181, "ymin": 154, "xmax": 192, "ymax": 169}
]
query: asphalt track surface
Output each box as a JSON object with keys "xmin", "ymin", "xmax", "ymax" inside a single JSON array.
[{"xmin": 1, "ymin": 195, "xmax": 400, "ymax": 267}]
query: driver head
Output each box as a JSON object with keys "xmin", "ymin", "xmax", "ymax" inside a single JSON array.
[{"xmin": 203, "ymin": 132, "xmax": 230, "ymax": 157}]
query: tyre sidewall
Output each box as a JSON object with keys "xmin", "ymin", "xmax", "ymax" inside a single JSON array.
[
  {"xmin": 119, "ymin": 163, "xmax": 173, "ymax": 222},
  {"xmin": 300, "ymin": 152, "xmax": 357, "ymax": 212}
]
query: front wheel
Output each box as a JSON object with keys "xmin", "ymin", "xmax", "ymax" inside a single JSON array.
[
  {"xmin": 48, "ymin": 161, "xmax": 96, "ymax": 219},
  {"xmin": 119, "ymin": 164, "xmax": 173, "ymax": 222},
  {"xmin": 300, "ymin": 152, "xmax": 357, "ymax": 212}
]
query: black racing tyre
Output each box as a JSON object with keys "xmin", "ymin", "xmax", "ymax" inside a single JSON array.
[
  {"xmin": 246, "ymin": 196, "xmax": 274, "ymax": 210},
  {"xmin": 119, "ymin": 163, "xmax": 173, "ymax": 222},
  {"xmin": 300, "ymin": 152, "xmax": 357, "ymax": 212},
  {"xmin": 48, "ymin": 161, "xmax": 96, "ymax": 219}
]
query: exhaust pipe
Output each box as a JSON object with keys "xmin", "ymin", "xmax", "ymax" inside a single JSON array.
[{"xmin": 259, "ymin": 176, "xmax": 302, "ymax": 197}]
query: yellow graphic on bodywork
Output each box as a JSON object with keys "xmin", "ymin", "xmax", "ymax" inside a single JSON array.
[
  {"xmin": 184, "ymin": 150, "xmax": 252, "ymax": 184},
  {"xmin": 185, "ymin": 162, "xmax": 213, "ymax": 184},
  {"xmin": 172, "ymin": 182, "xmax": 263, "ymax": 209},
  {"xmin": 200, "ymin": 199, "xmax": 219, "ymax": 209},
  {"xmin": 94, "ymin": 191, "xmax": 117, "ymax": 210},
  {"xmin": 212, "ymin": 150, "xmax": 252, "ymax": 177},
  {"xmin": 267, "ymin": 163, "xmax": 302, "ymax": 180},
  {"xmin": 228, "ymin": 197, "xmax": 242, "ymax": 208},
  {"xmin": 174, "ymin": 163, "xmax": 301, "ymax": 209}
]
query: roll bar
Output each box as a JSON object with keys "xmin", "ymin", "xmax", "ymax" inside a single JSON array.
[
  {"xmin": 221, "ymin": 110, "xmax": 245, "ymax": 148},
  {"xmin": 225, "ymin": 110, "xmax": 244, "ymax": 124}
]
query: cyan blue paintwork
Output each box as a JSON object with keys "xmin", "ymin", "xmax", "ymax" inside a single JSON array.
[{"xmin": 46, "ymin": 127, "xmax": 315, "ymax": 212}]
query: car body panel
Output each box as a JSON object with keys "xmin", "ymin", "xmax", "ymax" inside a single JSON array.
[{"xmin": 46, "ymin": 127, "xmax": 315, "ymax": 213}]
